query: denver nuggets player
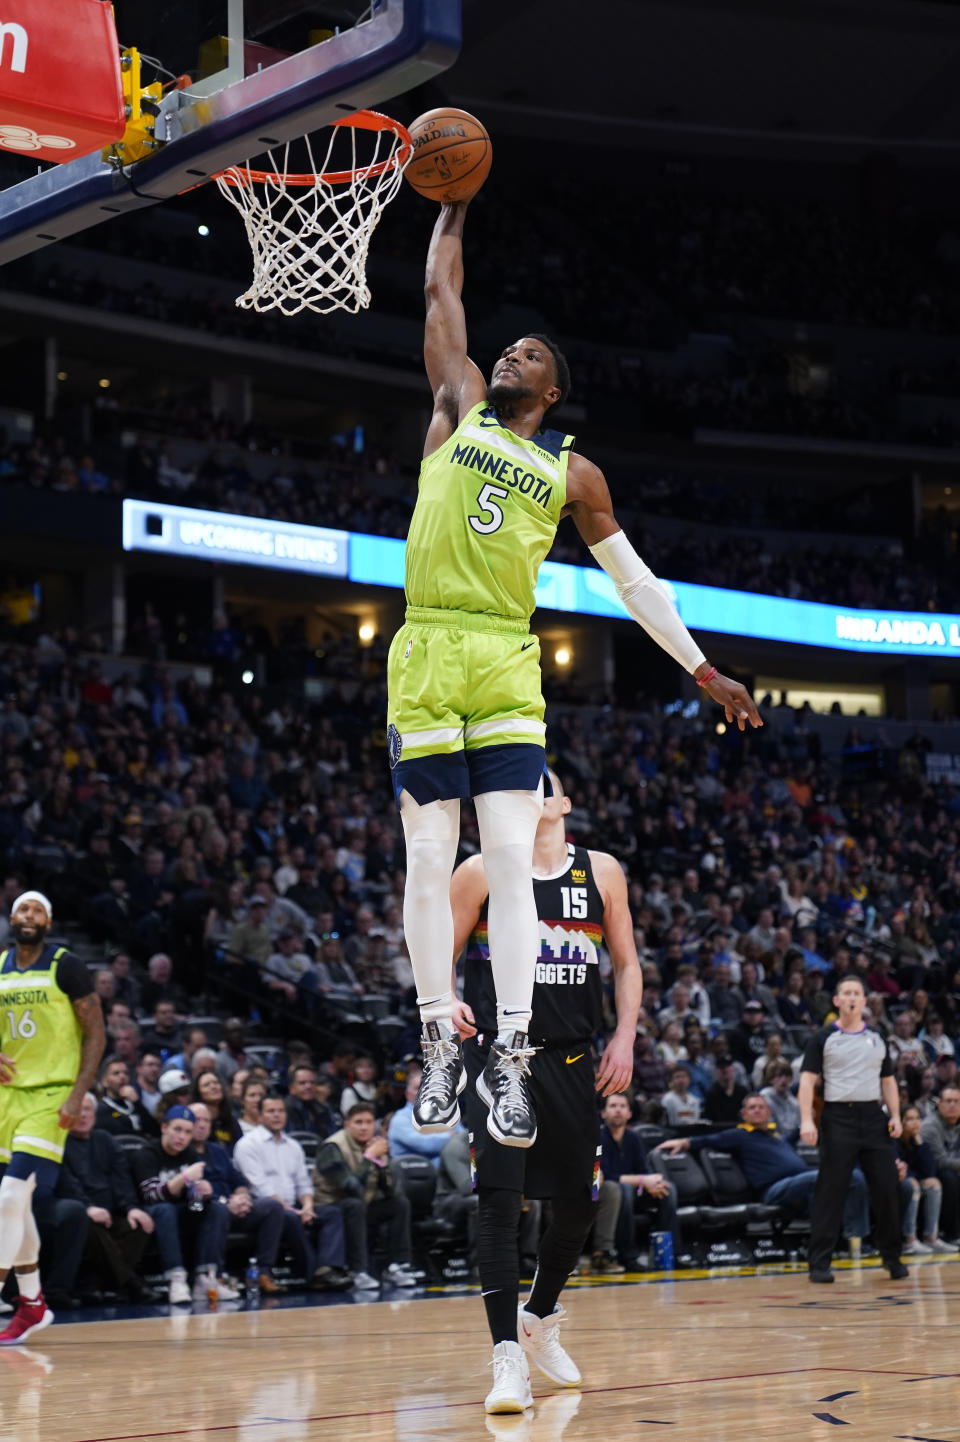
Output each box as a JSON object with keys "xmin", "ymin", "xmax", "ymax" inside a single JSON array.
[
  {"xmin": 389, "ymin": 199, "xmax": 760, "ymax": 1152},
  {"xmin": 450, "ymin": 768, "xmax": 641, "ymax": 1412}
]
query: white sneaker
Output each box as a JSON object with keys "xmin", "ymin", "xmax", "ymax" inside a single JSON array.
[
  {"xmin": 925, "ymin": 1237, "xmax": 957, "ymax": 1254},
  {"xmin": 485, "ymin": 1341, "xmax": 533, "ymax": 1414},
  {"xmin": 902, "ymin": 1239, "xmax": 933, "ymax": 1255},
  {"xmin": 384, "ymin": 1262, "xmax": 418, "ymax": 1288},
  {"xmin": 168, "ymin": 1270, "xmax": 191, "ymax": 1305},
  {"xmin": 352, "ymin": 1271, "xmax": 381, "ymax": 1291},
  {"xmin": 517, "ymin": 1303, "xmax": 581, "ymax": 1385},
  {"xmin": 213, "ymin": 1276, "xmax": 241, "ymax": 1301}
]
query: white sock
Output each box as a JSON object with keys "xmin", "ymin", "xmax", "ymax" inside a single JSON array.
[
  {"xmin": 475, "ymin": 785, "xmax": 543, "ymax": 1035},
  {"xmin": 399, "ymin": 793, "xmax": 461, "ymax": 1023},
  {"xmin": 17, "ymin": 1269, "xmax": 41, "ymax": 1301}
]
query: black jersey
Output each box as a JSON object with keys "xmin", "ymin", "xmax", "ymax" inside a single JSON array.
[{"xmin": 463, "ymin": 843, "xmax": 605, "ymax": 1046}]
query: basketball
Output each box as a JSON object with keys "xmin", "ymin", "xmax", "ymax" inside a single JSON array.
[{"xmin": 404, "ymin": 108, "xmax": 492, "ymax": 203}]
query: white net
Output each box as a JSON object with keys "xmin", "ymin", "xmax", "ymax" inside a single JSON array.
[{"xmin": 214, "ymin": 114, "xmax": 410, "ymax": 317}]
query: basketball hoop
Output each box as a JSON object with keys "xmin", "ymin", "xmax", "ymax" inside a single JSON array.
[{"xmin": 213, "ymin": 110, "xmax": 412, "ymax": 317}]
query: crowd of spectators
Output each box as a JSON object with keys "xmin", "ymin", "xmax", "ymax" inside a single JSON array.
[
  {"xmin": 1, "ymin": 622, "xmax": 959, "ymax": 1293},
  {"xmin": 3, "ymin": 426, "xmax": 959, "ymax": 615}
]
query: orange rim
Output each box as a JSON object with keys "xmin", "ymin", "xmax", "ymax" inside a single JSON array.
[{"xmin": 214, "ymin": 109, "xmax": 412, "ymax": 188}]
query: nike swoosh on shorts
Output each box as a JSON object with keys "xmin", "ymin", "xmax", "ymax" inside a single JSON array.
[{"xmin": 566, "ymin": 1054, "xmax": 585, "ymax": 1065}]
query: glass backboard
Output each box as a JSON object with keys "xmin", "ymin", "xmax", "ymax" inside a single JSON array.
[{"xmin": 0, "ymin": 0, "xmax": 459, "ymax": 264}]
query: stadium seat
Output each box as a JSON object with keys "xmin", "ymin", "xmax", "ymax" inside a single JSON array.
[
  {"xmin": 633, "ymin": 1122, "xmax": 672, "ymax": 1151},
  {"xmin": 288, "ymin": 1130, "xmax": 319, "ymax": 1165},
  {"xmin": 699, "ymin": 1149, "xmax": 752, "ymax": 1205},
  {"xmin": 391, "ymin": 1154, "xmax": 463, "ymax": 1276},
  {"xmin": 653, "ymin": 1149, "xmax": 710, "ymax": 1205}
]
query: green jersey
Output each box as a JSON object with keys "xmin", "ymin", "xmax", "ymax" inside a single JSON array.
[
  {"xmin": 404, "ymin": 402, "xmax": 574, "ymax": 622},
  {"xmin": 0, "ymin": 943, "xmax": 90, "ymax": 1088}
]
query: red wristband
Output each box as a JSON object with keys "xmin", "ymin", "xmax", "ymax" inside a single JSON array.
[{"xmin": 696, "ymin": 666, "xmax": 718, "ymax": 688}]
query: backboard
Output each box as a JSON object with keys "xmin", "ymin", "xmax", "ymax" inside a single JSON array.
[{"xmin": 0, "ymin": 0, "xmax": 459, "ymax": 264}]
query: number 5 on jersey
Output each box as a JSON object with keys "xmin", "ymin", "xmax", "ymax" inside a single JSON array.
[{"xmin": 469, "ymin": 482, "xmax": 509, "ymax": 535}]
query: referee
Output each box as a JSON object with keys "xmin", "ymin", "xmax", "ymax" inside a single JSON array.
[{"xmin": 798, "ymin": 972, "xmax": 907, "ymax": 1283}]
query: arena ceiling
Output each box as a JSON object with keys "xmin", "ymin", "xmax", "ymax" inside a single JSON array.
[{"xmin": 453, "ymin": 0, "xmax": 960, "ymax": 159}]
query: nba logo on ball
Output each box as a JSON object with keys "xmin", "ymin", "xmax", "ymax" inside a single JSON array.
[{"xmin": 387, "ymin": 724, "xmax": 403, "ymax": 769}]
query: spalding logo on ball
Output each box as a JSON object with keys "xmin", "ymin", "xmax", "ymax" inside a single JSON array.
[{"xmin": 404, "ymin": 108, "xmax": 492, "ymax": 204}]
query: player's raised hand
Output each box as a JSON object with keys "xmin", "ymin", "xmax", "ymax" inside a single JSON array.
[
  {"xmin": 0, "ymin": 1053, "xmax": 16, "ymax": 1084},
  {"xmin": 595, "ymin": 1035, "xmax": 633, "ymax": 1097},
  {"xmin": 702, "ymin": 672, "xmax": 763, "ymax": 731},
  {"xmin": 450, "ymin": 998, "xmax": 477, "ymax": 1040}
]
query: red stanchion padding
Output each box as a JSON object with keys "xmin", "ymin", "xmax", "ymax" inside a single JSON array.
[{"xmin": 0, "ymin": 0, "xmax": 125, "ymax": 163}]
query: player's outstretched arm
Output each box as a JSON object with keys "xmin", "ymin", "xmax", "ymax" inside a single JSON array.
[
  {"xmin": 591, "ymin": 852, "xmax": 642, "ymax": 1097},
  {"xmin": 448, "ymin": 855, "xmax": 489, "ymax": 1039},
  {"xmin": 563, "ymin": 455, "xmax": 762, "ymax": 731},
  {"xmin": 422, "ymin": 203, "xmax": 487, "ymax": 459}
]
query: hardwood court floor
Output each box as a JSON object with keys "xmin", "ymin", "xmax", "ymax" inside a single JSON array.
[{"xmin": 5, "ymin": 1260, "xmax": 960, "ymax": 1442}]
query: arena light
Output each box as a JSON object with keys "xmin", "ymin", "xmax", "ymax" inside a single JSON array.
[
  {"xmin": 197, "ymin": 224, "xmax": 210, "ymax": 237},
  {"xmin": 554, "ymin": 646, "xmax": 571, "ymax": 667},
  {"xmin": 56, "ymin": 370, "xmax": 67, "ymax": 381},
  {"xmin": 98, "ymin": 377, "xmax": 111, "ymax": 389},
  {"xmin": 358, "ymin": 620, "xmax": 376, "ymax": 644},
  {"xmin": 241, "ymin": 669, "xmax": 254, "ymax": 685},
  {"xmin": 716, "ymin": 722, "xmax": 727, "ymax": 736}
]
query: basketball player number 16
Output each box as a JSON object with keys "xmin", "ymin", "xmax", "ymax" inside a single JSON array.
[
  {"xmin": 560, "ymin": 887, "xmax": 588, "ymax": 919},
  {"xmin": 468, "ymin": 483, "xmax": 508, "ymax": 535}
]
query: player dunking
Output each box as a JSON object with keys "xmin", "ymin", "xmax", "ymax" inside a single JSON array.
[
  {"xmin": 390, "ymin": 198, "xmax": 761, "ymax": 1151},
  {"xmin": 0, "ymin": 892, "xmax": 105, "ymax": 1343},
  {"xmin": 449, "ymin": 768, "xmax": 640, "ymax": 1412}
]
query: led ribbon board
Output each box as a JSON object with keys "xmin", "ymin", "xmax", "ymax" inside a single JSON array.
[
  {"xmin": 123, "ymin": 504, "xmax": 960, "ymax": 657},
  {"xmin": 122, "ymin": 499, "xmax": 348, "ymax": 578}
]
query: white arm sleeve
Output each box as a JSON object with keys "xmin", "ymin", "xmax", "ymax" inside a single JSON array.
[{"xmin": 589, "ymin": 530, "xmax": 707, "ymax": 675}]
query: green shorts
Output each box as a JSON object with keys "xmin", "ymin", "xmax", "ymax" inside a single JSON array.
[
  {"xmin": 0, "ymin": 1083, "xmax": 72, "ymax": 1165},
  {"xmin": 386, "ymin": 606, "xmax": 546, "ymax": 804}
]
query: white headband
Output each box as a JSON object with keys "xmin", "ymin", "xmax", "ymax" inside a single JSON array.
[{"xmin": 11, "ymin": 890, "xmax": 53, "ymax": 922}]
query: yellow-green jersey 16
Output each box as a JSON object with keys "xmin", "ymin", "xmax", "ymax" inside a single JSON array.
[
  {"xmin": 0, "ymin": 945, "xmax": 88, "ymax": 1088},
  {"xmin": 405, "ymin": 402, "xmax": 574, "ymax": 621}
]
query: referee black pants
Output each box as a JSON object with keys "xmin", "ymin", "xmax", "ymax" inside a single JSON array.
[{"xmin": 809, "ymin": 1102, "xmax": 901, "ymax": 1272}]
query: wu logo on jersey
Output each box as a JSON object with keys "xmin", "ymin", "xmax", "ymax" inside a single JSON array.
[{"xmin": 571, "ymin": 868, "xmax": 586, "ymax": 882}]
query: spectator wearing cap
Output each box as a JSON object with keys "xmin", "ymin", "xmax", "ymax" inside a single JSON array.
[
  {"xmin": 285, "ymin": 1063, "xmax": 337, "ymax": 1141},
  {"xmin": 96, "ymin": 1055, "xmax": 160, "ymax": 1138},
  {"xmin": 155, "ymin": 1068, "xmax": 192, "ymax": 1121},
  {"xmin": 188, "ymin": 1102, "xmax": 287, "ymax": 1295},
  {"xmin": 234, "ymin": 1094, "xmax": 352, "ymax": 1291},
  {"xmin": 703, "ymin": 1055, "xmax": 748, "ymax": 1123},
  {"xmin": 728, "ymin": 1000, "xmax": 775, "ymax": 1072},
  {"xmin": 64, "ymin": 1093, "xmax": 159, "ymax": 1303},
  {"xmin": 128, "ymin": 1104, "xmax": 233, "ymax": 1305},
  {"xmin": 140, "ymin": 999, "xmax": 182, "ymax": 1062},
  {"xmin": 265, "ymin": 929, "xmax": 317, "ymax": 1004}
]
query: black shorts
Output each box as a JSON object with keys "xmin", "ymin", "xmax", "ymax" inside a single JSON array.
[{"xmin": 464, "ymin": 1036, "xmax": 600, "ymax": 1202}]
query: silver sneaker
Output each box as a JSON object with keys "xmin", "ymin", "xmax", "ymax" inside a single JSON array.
[
  {"xmin": 476, "ymin": 1032, "xmax": 537, "ymax": 1148},
  {"xmin": 413, "ymin": 1021, "xmax": 466, "ymax": 1133}
]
